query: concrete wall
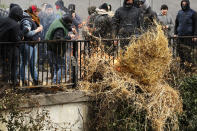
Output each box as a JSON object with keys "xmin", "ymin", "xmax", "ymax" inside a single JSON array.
[{"xmin": 0, "ymin": 91, "xmax": 90, "ymax": 131}]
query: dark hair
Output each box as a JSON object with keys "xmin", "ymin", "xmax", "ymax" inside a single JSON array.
[
  {"xmin": 88, "ymin": 6, "xmax": 96, "ymax": 15},
  {"xmin": 161, "ymin": 4, "xmax": 168, "ymax": 10},
  {"xmin": 62, "ymin": 14, "xmax": 72, "ymax": 24},
  {"xmin": 99, "ymin": 3, "xmax": 109, "ymax": 11}
]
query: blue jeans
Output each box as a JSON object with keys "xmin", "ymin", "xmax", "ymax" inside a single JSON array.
[
  {"xmin": 52, "ymin": 48, "xmax": 71, "ymax": 84},
  {"xmin": 20, "ymin": 44, "xmax": 38, "ymax": 82}
]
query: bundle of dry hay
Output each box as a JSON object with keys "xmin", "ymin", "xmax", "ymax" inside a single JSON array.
[
  {"xmin": 115, "ymin": 24, "xmax": 172, "ymax": 87},
  {"xmin": 78, "ymin": 24, "xmax": 182, "ymax": 130}
]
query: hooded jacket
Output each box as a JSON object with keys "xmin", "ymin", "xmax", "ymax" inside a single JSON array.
[
  {"xmin": 45, "ymin": 15, "xmax": 72, "ymax": 55},
  {"xmin": 93, "ymin": 8, "xmax": 113, "ymax": 38},
  {"xmin": 0, "ymin": 17, "xmax": 21, "ymax": 42},
  {"xmin": 174, "ymin": 0, "xmax": 197, "ymax": 36},
  {"xmin": 112, "ymin": 0, "xmax": 141, "ymax": 37},
  {"xmin": 9, "ymin": 5, "xmax": 23, "ymax": 22},
  {"xmin": 0, "ymin": 6, "xmax": 23, "ymax": 42}
]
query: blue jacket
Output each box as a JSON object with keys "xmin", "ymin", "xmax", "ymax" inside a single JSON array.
[{"xmin": 175, "ymin": 0, "xmax": 197, "ymax": 36}]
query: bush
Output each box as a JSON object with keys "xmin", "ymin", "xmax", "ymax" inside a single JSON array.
[{"xmin": 179, "ymin": 75, "xmax": 197, "ymax": 130}]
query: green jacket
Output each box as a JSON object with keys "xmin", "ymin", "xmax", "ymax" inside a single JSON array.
[{"xmin": 45, "ymin": 18, "xmax": 68, "ymax": 55}]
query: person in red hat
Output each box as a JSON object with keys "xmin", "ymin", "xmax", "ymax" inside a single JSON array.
[{"xmin": 20, "ymin": 5, "xmax": 43, "ymax": 85}]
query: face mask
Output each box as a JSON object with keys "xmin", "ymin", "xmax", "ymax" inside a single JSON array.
[
  {"xmin": 125, "ymin": 3, "xmax": 133, "ymax": 8},
  {"xmin": 182, "ymin": 5, "xmax": 188, "ymax": 11}
]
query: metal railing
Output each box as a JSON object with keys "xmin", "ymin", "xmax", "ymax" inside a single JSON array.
[
  {"xmin": 0, "ymin": 40, "xmax": 90, "ymax": 88},
  {"xmin": 168, "ymin": 36, "xmax": 197, "ymax": 67},
  {"xmin": 0, "ymin": 36, "xmax": 196, "ymax": 88}
]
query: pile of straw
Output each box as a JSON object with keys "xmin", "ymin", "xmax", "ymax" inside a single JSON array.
[
  {"xmin": 78, "ymin": 24, "xmax": 182, "ymax": 130},
  {"xmin": 115, "ymin": 24, "xmax": 172, "ymax": 87}
]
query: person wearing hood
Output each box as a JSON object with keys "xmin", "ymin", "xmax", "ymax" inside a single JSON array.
[
  {"xmin": 92, "ymin": 3, "xmax": 115, "ymax": 54},
  {"xmin": 45, "ymin": 14, "xmax": 75, "ymax": 84},
  {"xmin": 112, "ymin": 0, "xmax": 142, "ymax": 49},
  {"xmin": 82, "ymin": 6, "xmax": 97, "ymax": 42},
  {"xmin": 134, "ymin": 0, "xmax": 157, "ymax": 31},
  {"xmin": 174, "ymin": 0, "xmax": 197, "ymax": 37},
  {"xmin": 20, "ymin": 5, "xmax": 43, "ymax": 85},
  {"xmin": 94, "ymin": 3, "xmax": 114, "ymax": 37},
  {"xmin": 174, "ymin": 0, "xmax": 197, "ymax": 68},
  {"xmin": 55, "ymin": 0, "xmax": 69, "ymax": 19},
  {"xmin": 0, "ymin": 4, "xmax": 23, "ymax": 85},
  {"xmin": 157, "ymin": 4, "xmax": 174, "ymax": 37},
  {"xmin": 68, "ymin": 4, "xmax": 82, "ymax": 39},
  {"xmin": 86, "ymin": 6, "xmax": 96, "ymax": 28},
  {"xmin": 39, "ymin": 4, "xmax": 56, "ymax": 69},
  {"xmin": 39, "ymin": 4, "xmax": 56, "ymax": 40}
]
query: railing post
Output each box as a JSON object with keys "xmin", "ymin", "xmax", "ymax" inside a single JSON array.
[{"xmin": 72, "ymin": 41, "xmax": 78, "ymax": 87}]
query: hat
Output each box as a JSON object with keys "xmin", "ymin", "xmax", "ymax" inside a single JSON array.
[{"xmin": 31, "ymin": 5, "xmax": 41, "ymax": 12}]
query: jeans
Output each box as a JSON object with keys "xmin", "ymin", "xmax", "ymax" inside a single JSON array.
[
  {"xmin": 51, "ymin": 46, "xmax": 71, "ymax": 84},
  {"xmin": 20, "ymin": 44, "xmax": 38, "ymax": 82}
]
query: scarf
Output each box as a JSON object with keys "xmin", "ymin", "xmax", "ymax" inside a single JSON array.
[{"xmin": 26, "ymin": 10, "xmax": 40, "ymax": 26}]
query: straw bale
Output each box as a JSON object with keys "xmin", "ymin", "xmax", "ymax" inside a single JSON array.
[{"xmin": 116, "ymin": 24, "xmax": 172, "ymax": 86}]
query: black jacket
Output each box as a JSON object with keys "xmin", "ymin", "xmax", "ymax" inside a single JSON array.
[
  {"xmin": 0, "ymin": 5, "xmax": 23, "ymax": 42},
  {"xmin": 112, "ymin": 0, "xmax": 142, "ymax": 37},
  {"xmin": 93, "ymin": 10, "xmax": 113, "ymax": 38},
  {"xmin": 0, "ymin": 16, "xmax": 22, "ymax": 42}
]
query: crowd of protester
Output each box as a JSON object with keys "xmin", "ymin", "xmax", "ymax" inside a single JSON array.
[{"xmin": 0, "ymin": 0, "xmax": 197, "ymax": 86}]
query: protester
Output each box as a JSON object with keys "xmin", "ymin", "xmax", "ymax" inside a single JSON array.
[
  {"xmin": 158, "ymin": 4, "xmax": 174, "ymax": 37},
  {"xmin": 82, "ymin": 6, "xmax": 97, "ymax": 42},
  {"xmin": 112, "ymin": 0, "xmax": 142, "ymax": 49},
  {"xmin": 94, "ymin": 3, "xmax": 113, "ymax": 38},
  {"xmin": 92, "ymin": 3, "xmax": 115, "ymax": 54},
  {"xmin": 55, "ymin": 0, "xmax": 69, "ymax": 19},
  {"xmin": 68, "ymin": 4, "xmax": 82, "ymax": 39},
  {"xmin": 20, "ymin": 5, "xmax": 43, "ymax": 85},
  {"xmin": 86, "ymin": 6, "xmax": 97, "ymax": 29},
  {"xmin": 174, "ymin": 0, "xmax": 197, "ymax": 37},
  {"xmin": 134, "ymin": 0, "xmax": 157, "ymax": 31},
  {"xmin": 38, "ymin": 4, "xmax": 56, "ymax": 70},
  {"xmin": 45, "ymin": 14, "xmax": 75, "ymax": 84},
  {"xmin": 39, "ymin": 4, "xmax": 56, "ymax": 40},
  {"xmin": 174, "ymin": 0, "xmax": 197, "ymax": 67},
  {"xmin": 0, "ymin": 4, "xmax": 23, "ymax": 85}
]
